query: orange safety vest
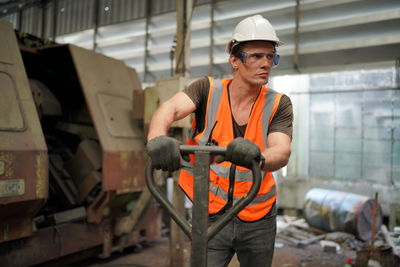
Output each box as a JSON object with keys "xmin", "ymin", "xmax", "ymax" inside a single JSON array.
[{"xmin": 179, "ymin": 77, "xmax": 283, "ymax": 221}]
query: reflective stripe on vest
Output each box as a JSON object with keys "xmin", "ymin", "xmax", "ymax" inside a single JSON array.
[
  {"xmin": 210, "ymin": 164, "xmax": 265, "ymax": 182},
  {"xmin": 262, "ymin": 88, "xmax": 280, "ymax": 147},
  {"xmin": 198, "ymin": 79, "xmax": 223, "ymax": 145},
  {"xmin": 183, "ymin": 162, "xmax": 265, "ymax": 182},
  {"xmin": 209, "ymin": 182, "xmax": 277, "ymax": 207}
]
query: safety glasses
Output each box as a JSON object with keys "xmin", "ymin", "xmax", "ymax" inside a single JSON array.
[{"xmin": 239, "ymin": 51, "xmax": 280, "ymax": 67}]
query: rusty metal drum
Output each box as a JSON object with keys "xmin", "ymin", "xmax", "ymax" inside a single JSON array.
[{"xmin": 303, "ymin": 188, "xmax": 382, "ymax": 241}]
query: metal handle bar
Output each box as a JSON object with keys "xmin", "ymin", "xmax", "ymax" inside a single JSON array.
[
  {"xmin": 145, "ymin": 144, "xmax": 262, "ymax": 241},
  {"xmin": 180, "ymin": 144, "xmax": 226, "ymax": 155},
  {"xmin": 145, "ymin": 163, "xmax": 191, "ymax": 237}
]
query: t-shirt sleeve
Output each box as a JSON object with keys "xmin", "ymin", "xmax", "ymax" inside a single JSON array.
[
  {"xmin": 183, "ymin": 76, "xmax": 210, "ymax": 133},
  {"xmin": 183, "ymin": 76, "xmax": 210, "ymax": 110},
  {"xmin": 268, "ymin": 94, "xmax": 293, "ymax": 140}
]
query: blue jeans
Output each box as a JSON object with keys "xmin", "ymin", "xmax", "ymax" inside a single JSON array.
[{"xmin": 207, "ymin": 204, "xmax": 277, "ymax": 267}]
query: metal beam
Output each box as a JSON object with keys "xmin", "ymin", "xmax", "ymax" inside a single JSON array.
[
  {"xmin": 293, "ymin": 0, "xmax": 300, "ymax": 72},
  {"xmin": 143, "ymin": 0, "xmax": 151, "ymax": 82},
  {"xmin": 52, "ymin": 0, "xmax": 58, "ymax": 41},
  {"xmin": 40, "ymin": 0, "xmax": 46, "ymax": 38},
  {"xmin": 175, "ymin": 0, "xmax": 193, "ymax": 77},
  {"xmin": 208, "ymin": 0, "xmax": 215, "ymax": 76},
  {"xmin": 93, "ymin": 0, "xmax": 99, "ymax": 51}
]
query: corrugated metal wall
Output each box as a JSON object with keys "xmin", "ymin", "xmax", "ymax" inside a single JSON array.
[
  {"xmin": 42, "ymin": 0, "xmax": 54, "ymax": 39},
  {"xmin": 20, "ymin": 5, "xmax": 43, "ymax": 36},
  {"xmin": 2, "ymin": 0, "xmax": 399, "ymax": 83},
  {"xmin": 56, "ymin": 0, "xmax": 94, "ymax": 35},
  {"xmin": 151, "ymin": 0, "xmax": 175, "ymax": 15},
  {"xmin": 98, "ymin": 0, "xmax": 146, "ymax": 26}
]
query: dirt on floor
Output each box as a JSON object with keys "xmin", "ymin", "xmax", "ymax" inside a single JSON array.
[{"xmin": 71, "ymin": 237, "xmax": 356, "ymax": 267}]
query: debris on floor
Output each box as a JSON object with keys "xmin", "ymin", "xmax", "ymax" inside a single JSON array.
[
  {"xmin": 69, "ymin": 215, "xmax": 400, "ymax": 267},
  {"xmin": 276, "ymin": 215, "xmax": 400, "ymax": 267}
]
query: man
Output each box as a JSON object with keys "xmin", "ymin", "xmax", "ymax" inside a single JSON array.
[{"xmin": 147, "ymin": 15, "xmax": 292, "ymax": 267}]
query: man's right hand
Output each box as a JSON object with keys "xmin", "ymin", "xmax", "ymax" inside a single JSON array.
[{"xmin": 146, "ymin": 136, "xmax": 182, "ymax": 172}]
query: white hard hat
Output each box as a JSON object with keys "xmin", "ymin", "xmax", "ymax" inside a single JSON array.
[{"xmin": 227, "ymin": 15, "xmax": 284, "ymax": 54}]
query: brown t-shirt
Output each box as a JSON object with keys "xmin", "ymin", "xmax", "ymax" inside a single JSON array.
[{"xmin": 183, "ymin": 77, "xmax": 293, "ymax": 139}]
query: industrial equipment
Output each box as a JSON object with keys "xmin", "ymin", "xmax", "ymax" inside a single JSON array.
[
  {"xmin": 146, "ymin": 145, "xmax": 262, "ymax": 267},
  {"xmin": 0, "ymin": 19, "xmax": 161, "ymax": 266}
]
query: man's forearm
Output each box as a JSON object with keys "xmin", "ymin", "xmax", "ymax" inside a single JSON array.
[
  {"xmin": 147, "ymin": 102, "xmax": 175, "ymax": 141},
  {"xmin": 260, "ymin": 132, "xmax": 292, "ymax": 172},
  {"xmin": 261, "ymin": 146, "xmax": 291, "ymax": 172},
  {"xmin": 147, "ymin": 92, "xmax": 197, "ymax": 141}
]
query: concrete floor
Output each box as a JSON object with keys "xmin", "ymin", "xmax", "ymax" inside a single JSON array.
[{"xmin": 73, "ymin": 237, "xmax": 354, "ymax": 267}]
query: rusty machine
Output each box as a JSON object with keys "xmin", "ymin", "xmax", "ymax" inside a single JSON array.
[{"xmin": 0, "ymin": 19, "xmax": 162, "ymax": 266}]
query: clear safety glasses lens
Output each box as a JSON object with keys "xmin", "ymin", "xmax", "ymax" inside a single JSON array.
[{"xmin": 239, "ymin": 52, "xmax": 280, "ymax": 66}]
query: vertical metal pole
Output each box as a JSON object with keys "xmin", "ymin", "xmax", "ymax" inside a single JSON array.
[
  {"xmin": 208, "ymin": 0, "xmax": 214, "ymax": 76},
  {"xmin": 392, "ymin": 58, "xmax": 400, "ymax": 186},
  {"xmin": 93, "ymin": 0, "xmax": 100, "ymax": 51},
  {"xmin": 175, "ymin": 0, "xmax": 192, "ymax": 77},
  {"xmin": 191, "ymin": 151, "xmax": 210, "ymax": 267},
  {"xmin": 41, "ymin": 0, "xmax": 47, "ymax": 39},
  {"xmin": 52, "ymin": 0, "xmax": 58, "ymax": 41},
  {"xmin": 169, "ymin": 1, "xmax": 194, "ymax": 266},
  {"xmin": 293, "ymin": 0, "xmax": 300, "ymax": 72},
  {"xmin": 143, "ymin": 0, "xmax": 151, "ymax": 83},
  {"xmin": 17, "ymin": 8, "xmax": 23, "ymax": 32},
  {"xmin": 333, "ymin": 92, "xmax": 337, "ymax": 178},
  {"xmin": 170, "ymin": 173, "xmax": 186, "ymax": 267}
]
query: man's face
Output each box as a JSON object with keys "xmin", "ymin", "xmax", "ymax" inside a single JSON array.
[{"xmin": 231, "ymin": 41, "xmax": 276, "ymax": 86}]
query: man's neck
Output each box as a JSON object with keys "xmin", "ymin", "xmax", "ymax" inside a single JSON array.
[
  {"xmin": 227, "ymin": 78, "xmax": 263, "ymax": 126},
  {"xmin": 229, "ymin": 78, "xmax": 263, "ymax": 105}
]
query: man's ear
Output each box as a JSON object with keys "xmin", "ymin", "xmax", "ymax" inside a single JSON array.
[{"xmin": 230, "ymin": 55, "xmax": 239, "ymax": 70}]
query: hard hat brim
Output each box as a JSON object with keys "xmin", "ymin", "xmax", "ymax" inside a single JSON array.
[{"xmin": 226, "ymin": 39, "xmax": 284, "ymax": 54}]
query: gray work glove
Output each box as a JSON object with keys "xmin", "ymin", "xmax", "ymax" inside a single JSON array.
[
  {"xmin": 225, "ymin": 137, "xmax": 263, "ymax": 169},
  {"xmin": 146, "ymin": 135, "xmax": 182, "ymax": 172}
]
